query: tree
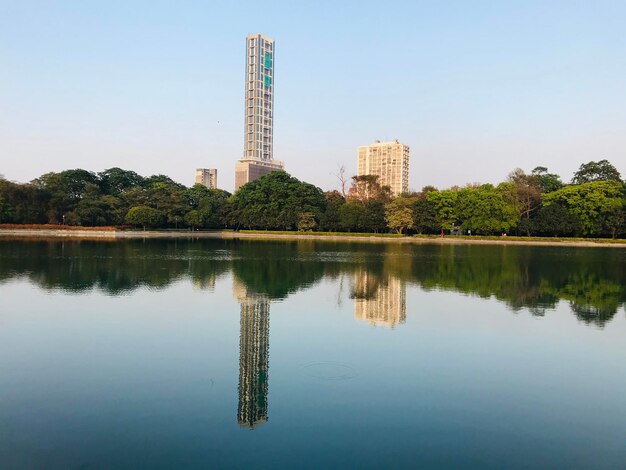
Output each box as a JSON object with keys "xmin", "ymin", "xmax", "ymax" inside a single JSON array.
[
  {"xmin": 185, "ymin": 184, "xmax": 212, "ymax": 209},
  {"xmin": 572, "ymin": 160, "xmax": 622, "ymax": 185},
  {"xmin": 603, "ymin": 189, "xmax": 625, "ymax": 239},
  {"xmin": 426, "ymin": 189, "xmax": 459, "ymax": 231},
  {"xmin": 319, "ymin": 191, "xmax": 345, "ymax": 231},
  {"xmin": 543, "ymin": 180, "xmax": 624, "ymax": 236},
  {"xmin": 185, "ymin": 184, "xmax": 232, "ymax": 229},
  {"xmin": 413, "ymin": 197, "xmax": 438, "ymax": 234},
  {"xmin": 58, "ymin": 169, "xmax": 100, "ymax": 202},
  {"xmin": 143, "ymin": 174, "xmax": 185, "ymax": 190},
  {"xmin": 334, "ymin": 164, "xmax": 349, "ymax": 197},
  {"xmin": 0, "ymin": 179, "xmax": 49, "ymax": 223},
  {"xmin": 456, "ymin": 184, "xmax": 519, "ymax": 235},
  {"xmin": 31, "ymin": 172, "xmax": 71, "ymax": 223},
  {"xmin": 125, "ymin": 206, "xmax": 163, "ymax": 230},
  {"xmin": 385, "ymin": 197, "xmax": 416, "ymax": 234},
  {"xmin": 362, "ymin": 201, "xmax": 387, "ymax": 233},
  {"xmin": 0, "ymin": 193, "xmax": 13, "ymax": 222},
  {"xmin": 533, "ymin": 203, "xmax": 581, "ymax": 237},
  {"xmin": 229, "ymin": 172, "xmax": 326, "ymax": 230},
  {"xmin": 146, "ymin": 181, "xmax": 188, "ymax": 228},
  {"xmin": 338, "ymin": 202, "xmax": 365, "ymax": 232},
  {"xmin": 98, "ymin": 168, "xmax": 144, "ymax": 195},
  {"xmin": 532, "ymin": 166, "xmax": 563, "ymax": 193},
  {"xmin": 29, "ymin": 169, "xmax": 101, "ymax": 223},
  {"xmin": 121, "ymin": 186, "xmax": 149, "ymax": 209},
  {"xmin": 99, "ymin": 195, "xmax": 126, "ymax": 225},
  {"xmin": 508, "ymin": 169, "xmax": 541, "ymax": 234},
  {"xmin": 349, "ymin": 175, "xmax": 392, "ymax": 203},
  {"xmin": 420, "ymin": 185, "xmax": 438, "ymax": 194},
  {"xmin": 184, "ymin": 210, "xmax": 204, "ymax": 230},
  {"xmin": 75, "ymin": 183, "xmax": 107, "ymax": 226}
]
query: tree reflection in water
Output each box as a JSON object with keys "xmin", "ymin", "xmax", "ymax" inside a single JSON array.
[{"xmin": 1, "ymin": 239, "xmax": 624, "ymax": 327}]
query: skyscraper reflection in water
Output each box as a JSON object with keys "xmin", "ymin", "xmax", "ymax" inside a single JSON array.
[
  {"xmin": 233, "ymin": 280, "xmax": 270, "ymax": 428},
  {"xmin": 352, "ymin": 269, "xmax": 406, "ymax": 328}
]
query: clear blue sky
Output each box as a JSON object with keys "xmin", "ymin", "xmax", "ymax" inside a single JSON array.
[{"xmin": 1, "ymin": 0, "xmax": 625, "ymax": 192}]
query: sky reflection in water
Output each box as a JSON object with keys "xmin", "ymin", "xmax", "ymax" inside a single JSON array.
[{"xmin": 1, "ymin": 239, "xmax": 625, "ymax": 468}]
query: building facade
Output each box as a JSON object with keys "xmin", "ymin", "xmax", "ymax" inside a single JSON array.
[
  {"xmin": 195, "ymin": 168, "xmax": 217, "ymax": 189},
  {"xmin": 235, "ymin": 33, "xmax": 284, "ymax": 191},
  {"xmin": 357, "ymin": 140, "xmax": 410, "ymax": 196},
  {"xmin": 234, "ymin": 159, "xmax": 283, "ymax": 191}
]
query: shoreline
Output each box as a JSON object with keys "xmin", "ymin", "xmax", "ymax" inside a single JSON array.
[{"xmin": 0, "ymin": 228, "xmax": 625, "ymax": 248}]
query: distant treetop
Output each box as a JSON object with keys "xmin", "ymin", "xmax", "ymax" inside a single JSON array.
[{"xmin": 572, "ymin": 160, "xmax": 622, "ymax": 185}]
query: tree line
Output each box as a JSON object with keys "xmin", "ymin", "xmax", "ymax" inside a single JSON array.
[{"xmin": 0, "ymin": 159, "xmax": 624, "ymax": 237}]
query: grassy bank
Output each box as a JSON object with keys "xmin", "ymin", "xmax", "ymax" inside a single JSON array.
[
  {"xmin": 0, "ymin": 224, "xmax": 117, "ymax": 231},
  {"xmin": 1, "ymin": 226, "xmax": 625, "ymax": 247},
  {"xmin": 241, "ymin": 230, "xmax": 626, "ymax": 246},
  {"xmin": 240, "ymin": 230, "xmax": 403, "ymax": 238},
  {"xmin": 412, "ymin": 234, "xmax": 626, "ymax": 244}
]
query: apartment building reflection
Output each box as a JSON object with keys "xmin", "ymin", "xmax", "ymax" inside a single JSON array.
[
  {"xmin": 352, "ymin": 269, "xmax": 406, "ymax": 328},
  {"xmin": 233, "ymin": 280, "xmax": 270, "ymax": 428}
]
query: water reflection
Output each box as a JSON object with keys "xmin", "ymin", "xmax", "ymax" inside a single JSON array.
[
  {"xmin": 193, "ymin": 275, "xmax": 216, "ymax": 291},
  {"xmin": 352, "ymin": 268, "xmax": 406, "ymax": 328},
  {"xmin": 0, "ymin": 239, "xmax": 625, "ymax": 327},
  {"xmin": 233, "ymin": 280, "xmax": 270, "ymax": 428},
  {"xmin": 2, "ymin": 239, "xmax": 626, "ymax": 467}
]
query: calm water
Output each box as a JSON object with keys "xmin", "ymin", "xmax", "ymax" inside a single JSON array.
[{"xmin": 1, "ymin": 239, "xmax": 625, "ymax": 469}]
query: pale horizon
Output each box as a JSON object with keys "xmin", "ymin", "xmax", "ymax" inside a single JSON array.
[{"xmin": 1, "ymin": 1, "xmax": 625, "ymax": 192}]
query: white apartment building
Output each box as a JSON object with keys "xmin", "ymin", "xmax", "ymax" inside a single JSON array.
[{"xmin": 357, "ymin": 140, "xmax": 410, "ymax": 196}]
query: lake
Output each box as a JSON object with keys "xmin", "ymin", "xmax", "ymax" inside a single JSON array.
[{"xmin": 1, "ymin": 238, "xmax": 625, "ymax": 468}]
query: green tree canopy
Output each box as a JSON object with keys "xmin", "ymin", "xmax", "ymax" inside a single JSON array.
[
  {"xmin": 533, "ymin": 202, "xmax": 581, "ymax": 237},
  {"xmin": 572, "ymin": 160, "xmax": 622, "ymax": 185},
  {"xmin": 319, "ymin": 191, "xmax": 345, "ymax": 231},
  {"xmin": 456, "ymin": 184, "xmax": 519, "ymax": 235},
  {"xmin": 532, "ymin": 166, "xmax": 563, "ymax": 193},
  {"xmin": 426, "ymin": 189, "xmax": 459, "ymax": 230},
  {"xmin": 338, "ymin": 202, "xmax": 365, "ymax": 232},
  {"xmin": 385, "ymin": 197, "xmax": 416, "ymax": 234},
  {"xmin": 185, "ymin": 186, "xmax": 231, "ymax": 229},
  {"xmin": 412, "ymin": 196, "xmax": 438, "ymax": 234},
  {"xmin": 125, "ymin": 205, "xmax": 164, "ymax": 230},
  {"xmin": 543, "ymin": 180, "xmax": 624, "ymax": 236},
  {"xmin": 230, "ymin": 171, "xmax": 326, "ymax": 230},
  {"xmin": 98, "ymin": 168, "xmax": 144, "ymax": 195}
]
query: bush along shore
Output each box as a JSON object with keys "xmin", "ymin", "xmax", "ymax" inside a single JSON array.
[{"xmin": 0, "ymin": 160, "xmax": 625, "ymax": 239}]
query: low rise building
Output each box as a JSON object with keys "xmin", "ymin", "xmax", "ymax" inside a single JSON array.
[{"xmin": 195, "ymin": 168, "xmax": 217, "ymax": 189}]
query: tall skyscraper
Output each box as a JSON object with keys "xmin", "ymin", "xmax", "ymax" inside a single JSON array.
[
  {"xmin": 357, "ymin": 140, "xmax": 410, "ymax": 196},
  {"xmin": 195, "ymin": 168, "xmax": 217, "ymax": 189},
  {"xmin": 235, "ymin": 33, "xmax": 284, "ymax": 191}
]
